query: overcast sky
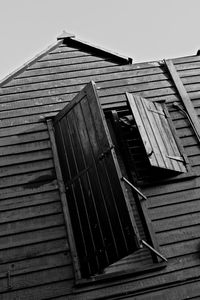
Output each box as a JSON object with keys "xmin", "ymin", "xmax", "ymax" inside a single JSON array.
[{"xmin": 0, "ymin": 0, "xmax": 199, "ymax": 81}]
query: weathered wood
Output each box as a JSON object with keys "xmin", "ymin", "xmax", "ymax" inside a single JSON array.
[
  {"xmin": 0, "ymin": 190, "xmax": 60, "ymax": 211},
  {"xmin": 0, "ymin": 149, "xmax": 52, "ymax": 167},
  {"xmin": 0, "ymin": 169, "xmax": 55, "ymax": 188},
  {"xmin": 1, "ymin": 72, "xmax": 168, "ymax": 96},
  {"xmin": 39, "ymin": 50, "xmax": 91, "ymax": 61},
  {"xmin": 1, "ymin": 38, "xmax": 200, "ymax": 299},
  {"xmin": 6, "ymin": 65, "xmax": 164, "ymax": 87},
  {"xmin": 0, "ymin": 201, "xmax": 62, "ymax": 224},
  {"xmin": 0, "ymin": 238, "xmax": 68, "ymax": 264},
  {"xmin": 27, "ymin": 55, "xmax": 107, "ymax": 70},
  {"xmin": 150, "ymin": 199, "xmax": 200, "ymax": 220},
  {"xmin": 0, "ymin": 265, "xmax": 72, "ymax": 293},
  {"xmin": 19, "ymin": 60, "xmax": 116, "ymax": 78},
  {"xmin": 47, "ymin": 119, "xmax": 81, "ymax": 280},
  {"xmin": 0, "ymin": 140, "xmax": 50, "ymax": 156},
  {"xmin": 0, "ymin": 213, "xmax": 64, "ymax": 237},
  {"xmin": 0, "ymin": 180, "xmax": 58, "ymax": 200},
  {"xmin": 0, "ymin": 159, "xmax": 54, "ymax": 177},
  {"xmin": 154, "ymin": 211, "xmax": 200, "ymax": 232}
]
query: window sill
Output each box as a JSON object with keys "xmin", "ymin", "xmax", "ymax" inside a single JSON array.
[{"xmin": 74, "ymin": 261, "xmax": 167, "ymax": 287}]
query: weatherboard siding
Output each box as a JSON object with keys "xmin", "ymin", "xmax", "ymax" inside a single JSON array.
[{"xmin": 0, "ymin": 39, "xmax": 199, "ymax": 299}]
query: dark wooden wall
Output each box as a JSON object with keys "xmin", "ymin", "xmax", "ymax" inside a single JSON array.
[{"xmin": 0, "ymin": 39, "xmax": 200, "ymax": 299}]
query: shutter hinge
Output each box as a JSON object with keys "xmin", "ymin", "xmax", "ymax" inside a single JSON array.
[
  {"xmin": 166, "ymin": 155, "xmax": 184, "ymax": 162},
  {"xmin": 98, "ymin": 145, "xmax": 115, "ymax": 160},
  {"xmin": 147, "ymin": 108, "xmax": 165, "ymax": 116}
]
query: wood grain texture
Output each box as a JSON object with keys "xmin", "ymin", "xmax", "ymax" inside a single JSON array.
[{"xmin": 0, "ymin": 37, "xmax": 200, "ymax": 299}]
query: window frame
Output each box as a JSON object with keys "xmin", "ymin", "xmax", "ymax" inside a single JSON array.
[
  {"xmin": 47, "ymin": 117, "xmax": 167, "ymax": 285},
  {"xmin": 121, "ymin": 94, "xmax": 196, "ymax": 187},
  {"xmin": 46, "ymin": 82, "xmax": 168, "ymax": 285}
]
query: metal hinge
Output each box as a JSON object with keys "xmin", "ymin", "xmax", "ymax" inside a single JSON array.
[
  {"xmin": 98, "ymin": 145, "xmax": 115, "ymax": 160},
  {"xmin": 166, "ymin": 155, "xmax": 184, "ymax": 162},
  {"xmin": 147, "ymin": 107, "xmax": 165, "ymax": 116}
]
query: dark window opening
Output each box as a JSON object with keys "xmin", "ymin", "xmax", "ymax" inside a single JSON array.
[{"xmin": 105, "ymin": 95, "xmax": 189, "ymax": 186}]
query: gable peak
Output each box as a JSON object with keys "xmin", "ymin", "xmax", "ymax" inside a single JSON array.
[{"xmin": 57, "ymin": 30, "xmax": 75, "ymax": 40}]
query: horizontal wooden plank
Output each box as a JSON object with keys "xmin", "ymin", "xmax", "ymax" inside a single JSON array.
[
  {"xmin": 0, "ymin": 71, "xmax": 168, "ymax": 96},
  {"xmin": 179, "ymin": 68, "xmax": 200, "ymax": 78},
  {"xmin": 0, "ymin": 123, "xmax": 47, "ymax": 138},
  {"xmin": 157, "ymin": 224, "xmax": 200, "ymax": 245},
  {"xmin": 39, "ymin": 50, "xmax": 91, "ymax": 61},
  {"xmin": 0, "ymin": 180, "xmax": 58, "ymax": 200},
  {"xmin": 0, "ymin": 251, "xmax": 71, "ymax": 279},
  {"xmin": 0, "ymin": 238, "xmax": 67, "ymax": 264},
  {"xmin": 0, "ymin": 265, "xmax": 72, "ymax": 293},
  {"xmin": 0, "ymin": 213, "xmax": 64, "ymax": 237},
  {"xmin": 0, "ymin": 190, "xmax": 60, "ymax": 211},
  {"xmin": 0, "ymin": 159, "xmax": 54, "ymax": 178},
  {"xmin": 0, "ymin": 201, "xmax": 62, "ymax": 224},
  {"xmin": 66, "ymin": 264, "xmax": 200, "ymax": 300},
  {"xmin": 0, "ymin": 149, "xmax": 52, "ymax": 167},
  {"xmin": 144, "ymin": 179, "xmax": 199, "ymax": 200},
  {"xmin": 99, "ymin": 85, "xmax": 175, "ymax": 100},
  {"xmin": 162, "ymin": 238, "xmax": 200, "ymax": 258},
  {"xmin": 18, "ymin": 60, "xmax": 117, "ymax": 78},
  {"xmin": 0, "ymin": 130, "xmax": 49, "ymax": 145},
  {"xmin": 150, "ymin": 199, "xmax": 200, "ymax": 220},
  {"xmin": 0, "ymin": 77, "xmax": 171, "ymax": 104},
  {"xmin": 153, "ymin": 211, "xmax": 200, "ymax": 232},
  {"xmin": 0, "ymin": 140, "xmax": 50, "ymax": 156},
  {"xmin": 28, "ymin": 55, "xmax": 107, "ymax": 69},
  {"xmin": 0, "ymin": 226, "xmax": 66, "ymax": 250},
  {"xmin": 176, "ymin": 61, "xmax": 200, "ymax": 71},
  {"xmin": 0, "ymin": 280, "xmax": 73, "ymax": 300},
  {"xmin": 173, "ymin": 55, "xmax": 200, "ymax": 65},
  {"xmin": 0, "ymin": 169, "xmax": 55, "ymax": 189},
  {"xmin": 149, "ymin": 186, "xmax": 200, "ymax": 208},
  {"xmin": 7, "ymin": 64, "xmax": 164, "ymax": 87}
]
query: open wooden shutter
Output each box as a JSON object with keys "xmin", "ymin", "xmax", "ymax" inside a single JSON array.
[
  {"xmin": 54, "ymin": 82, "xmax": 140, "ymax": 278},
  {"xmin": 126, "ymin": 93, "xmax": 186, "ymax": 173}
]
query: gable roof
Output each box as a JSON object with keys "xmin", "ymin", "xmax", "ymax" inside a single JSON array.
[{"xmin": 0, "ymin": 31, "xmax": 132, "ymax": 88}]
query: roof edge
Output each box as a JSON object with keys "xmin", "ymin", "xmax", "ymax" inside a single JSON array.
[
  {"xmin": 57, "ymin": 30, "xmax": 76, "ymax": 40},
  {"xmin": 57, "ymin": 31, "xmax": 133, "ymax": 64},
  {"xmin": 0, "ymin": 39, "xmax": 63, "ymax": 87}
]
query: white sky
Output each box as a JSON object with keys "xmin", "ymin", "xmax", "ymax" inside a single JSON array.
[{"xmin": 0, "ymin": 0, "xmax": 200, "ymax": 81}]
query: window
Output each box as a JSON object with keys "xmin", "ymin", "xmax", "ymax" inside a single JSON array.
[
  {"xmin": 51, "ymin": 81, "xmax": 168, "ymax": 282},
  {"xmin": 110, "ymin": 93, "xmax": 190, "ymax": 185}
]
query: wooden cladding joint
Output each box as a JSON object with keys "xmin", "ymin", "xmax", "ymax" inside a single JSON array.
[{"xmin": 165, "ymin": 59, "xmax": 200, "ymax": 144}]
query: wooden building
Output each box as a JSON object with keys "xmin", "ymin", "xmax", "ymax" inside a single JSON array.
[{"xmin": 0, "ymin": 31, "xmax": 200, "ymax": 299}]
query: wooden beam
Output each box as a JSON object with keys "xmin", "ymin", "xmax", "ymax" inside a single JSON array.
[
  {"xmin": 66, "ymin": 37, "xmax": 133, "ymax": 64},
  {"xmin": 47, "ymin": 119, "xmax": 81, "ymax": 281},
  {"xmin": 165, "ymin": 59, "xmax": 200, "ymax": 141}
]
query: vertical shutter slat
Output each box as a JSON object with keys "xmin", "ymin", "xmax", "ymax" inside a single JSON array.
[
  {"xmin": 126, "ymin": 93, "xmax": 186, "ymax": 173},
  {"xmin": 54, "ymin": 82, "xmax": 140, "ymax": 278}
]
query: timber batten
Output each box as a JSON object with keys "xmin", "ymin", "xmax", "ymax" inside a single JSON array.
[{"xmin": 0, "ymin": 33, "xmax": 200, "ymax": 299}]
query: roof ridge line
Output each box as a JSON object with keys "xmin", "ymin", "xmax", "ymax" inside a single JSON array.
[
  {"xmin": 57, "ymin": 31, "xmax": 133, "ymax": 64},
  {"xmin": 0, "ymin": 39, "xmax": 63, "ymax": 88}
]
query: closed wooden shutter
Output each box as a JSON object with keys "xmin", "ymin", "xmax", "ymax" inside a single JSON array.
[
  {"xmin": 126, "ymin": 93, "xmax": 186, "ymax": 173},
  {"xmin": 54, "ymin": 82, "xmax": 140, "ymax": 278}
]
